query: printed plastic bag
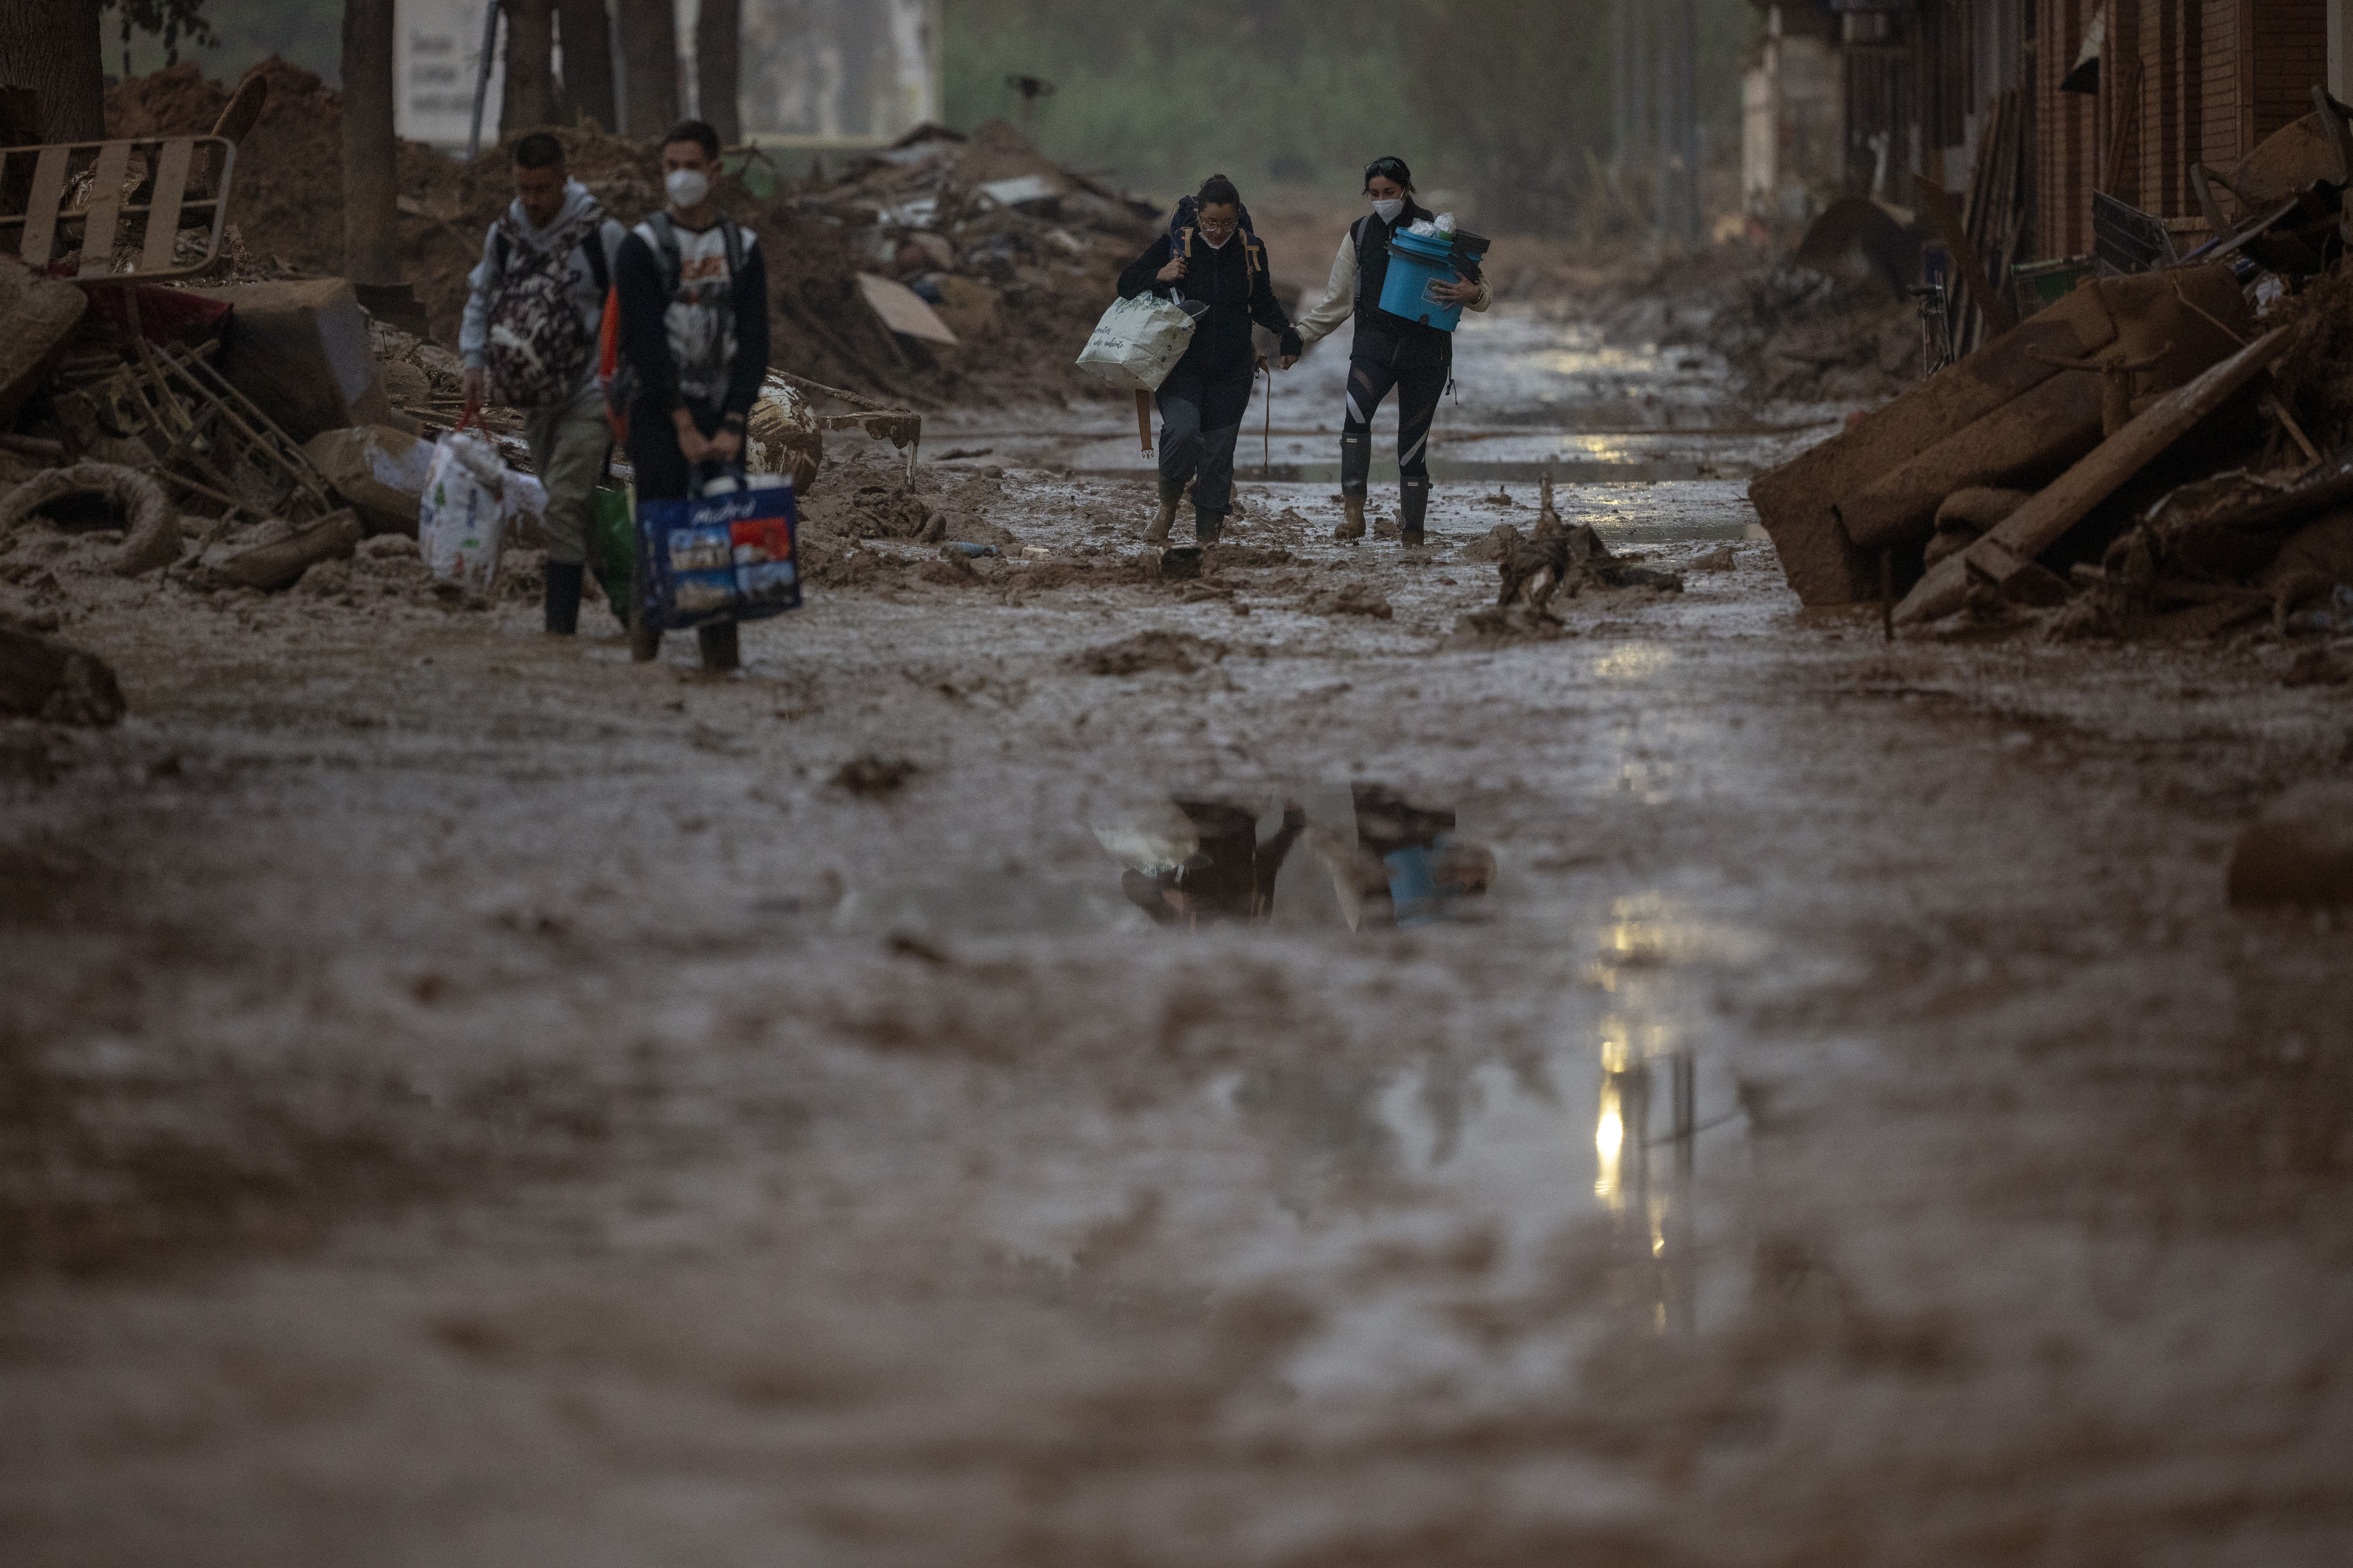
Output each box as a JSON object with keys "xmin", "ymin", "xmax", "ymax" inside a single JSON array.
[
  {"xmin": 1075, "ymin": 294, "xmax": 1195, "ymax": 392},
  {"xmin": 634, "ymin": 471, "xmax": 800, "ymax": 632},
  {"xmin": 418, "ymin": 428, "xmax": 509, "ymax": 593}
]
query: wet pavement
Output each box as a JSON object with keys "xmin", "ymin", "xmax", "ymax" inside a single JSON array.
[
  {"xmin": 5, "ymin": 301, "xmax": 2353, "ymax": 1565},
  {"xmin": 925, "ymin": 303, "xmax": 1842, "ymax": 482}
]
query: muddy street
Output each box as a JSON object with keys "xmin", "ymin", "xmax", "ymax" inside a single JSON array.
[{"xmin": 5, "ymin": 294, "xmax": 2353, "ymax": 1566}]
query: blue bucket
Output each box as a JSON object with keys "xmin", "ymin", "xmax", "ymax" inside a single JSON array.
[{"xmin": 1378, "ymin": 227, "xmax": 1487, "ymax": 331}]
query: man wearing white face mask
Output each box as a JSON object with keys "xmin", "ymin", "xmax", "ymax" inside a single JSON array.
[
  {"xmin": 614, "ymin": 118, "xmax": 771, "ymax": 666},
  {"xmin": 1293, "ymin": 155, "xmax": 1491, "ymax": 546}
]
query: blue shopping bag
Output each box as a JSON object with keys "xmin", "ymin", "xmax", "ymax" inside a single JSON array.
[{"xmin": 635, "ymin": 472, "xmax": 801, "ymax": 632}]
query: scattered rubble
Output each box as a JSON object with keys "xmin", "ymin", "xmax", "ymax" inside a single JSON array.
[
  {"xmin": 830, "ymin": 755, "xmax": 919, "ymax": 797},
  {"xmin": 103, "ymin": 63, "xmax": 1139, "ymax": 412},
  {"xmin": 1305, "ymin": 582, "xmax": 1394, "ymax": 620},
  {"xmin": 1074, "ymin": 631, "xmax": 1227, "ymax": 676},
  {"xmin": 0, "ymin": 619, "xmax": 126, "ymax": 726},
  {"xmin": 1, "ymin": 463, "xmax": 180, "ymax": 577}
]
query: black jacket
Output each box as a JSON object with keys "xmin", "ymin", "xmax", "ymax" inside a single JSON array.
[
  {"xmin": 1348, "ymin": 200, "xmax": 1453, "ymax": 371},
  {"xmin": 615, "ymin": 213, "xmax": 771, "ymax": 420},
  {"xmin": 1117, "ymin": 229, "xmax": 1302, "ymax": 378}
]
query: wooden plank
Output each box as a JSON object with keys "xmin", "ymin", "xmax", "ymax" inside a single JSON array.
[
  {"xmin": 76, "ymin": 141, "xmax": 131, "ymax": 279},
  {"xmin": 856, "ymin": 273, "xmax": 959, "ymax": 345},
  {"xmin": 140, "ymin": 138, "xmax": 192, "ymax": 275},
  {"xmin": 1893, "ymin": 326, "xmax": 2293, "ymax": 625},
  {"xmin": 20, "ymin": 146, "xmax": 68, "ymax": 268},
  {"xmin": 1915, "ymin": 172, "xmax": 2017, "ymax": 337}
]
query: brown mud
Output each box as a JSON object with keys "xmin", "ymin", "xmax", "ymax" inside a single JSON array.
[
  {"xmin": 102, "ymin": 63, "xmax": 1128, "ymax": 409},
  {"xmin": 2, "ymin": 444, "xmax": 2350, "ymax": 1563}
]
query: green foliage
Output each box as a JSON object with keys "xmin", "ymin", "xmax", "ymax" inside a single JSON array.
[
  {"xmin": 101, "ymin": 0, "xmax": 342, "ymax": 83},
  {"xmin": 945, "ymin": 0, "xmax": 1412, "ymax": 200},
  {"xmin": 943, "ymin": 0, "xmax": 1758, "ymax": 233}
]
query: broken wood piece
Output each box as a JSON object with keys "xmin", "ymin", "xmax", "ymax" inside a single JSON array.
[
  {"xmin": 0, "ymin": 621, "xmax": 126, "ymax": 726},
  {"xmin": 0, "ymin": 257, "xmax": 88, "ymax": 430},
  {"xmin": 1962, "ymin": 535, "xmax": 2072, "ymax": 607},
  {"xmin": 1837, "ymin": 369, "xmax": 2106, "ymax": 550},
  {"xmin": 2258, "ymin": 391, "xmax": 2321, "ymax": 464},
  {"xmin": 1896, "ymin": 326, "xmax": 2293, "ymax": 625},
  {"xmin": 1913, "ymin": 173, "xmax": 2017, "ymax": 337},
  {"xmin": 208, "ymin": 507, "xmax": 361, "ymax": 591}
]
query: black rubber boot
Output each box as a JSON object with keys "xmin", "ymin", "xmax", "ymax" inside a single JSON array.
[
  {"xmin": 627, "ymin": 554, "xmax": 660, "ymax": 661},
  {"xmin": 1400, "ymin": 477, "xmax": 1430, "ymax": 547},
  {"xmin": 543, "ymin": 561, "xmax": 583, "ymax": 635},
  {"xmin": 1145, "ymin": 478, "xmax": 1183, "ymax": 543},
  {"xmin": 697, "ymin": 620, "xmax": 741, "ymax": 672},
  {"xmin": 1193, "ymin": 505, "xmax": 1223, "ymax": 544},
  {"xmin": 1335, "ymin": 432, "xmax": 1370, "ymax": 539}
]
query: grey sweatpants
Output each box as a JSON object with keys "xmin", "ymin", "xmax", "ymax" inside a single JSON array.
[
  {"xmin": 522, "ymin": 380, "xmax": 611, "ymax": 565},
  {"xmin": 1156, "ymin": 359, "xmax": 1252, "ymax": 516}
]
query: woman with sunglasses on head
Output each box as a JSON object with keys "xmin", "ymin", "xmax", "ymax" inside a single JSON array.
[
  {"xmin": 1116, "ymin": 174, "xmax": 1302, "ymax": 545},
  {"xmin": 1294, "ymin": 155, "xmax": 1491, "ymax": 546}
]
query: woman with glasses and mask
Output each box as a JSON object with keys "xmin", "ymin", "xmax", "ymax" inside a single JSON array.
[
  {"xmin": 1294, "ymin": 155, "xmax": 1490, "ymax": 546},
  {"xmin": 1116, "ymin": 174, "xmax": 1302, "ymax": 545}
]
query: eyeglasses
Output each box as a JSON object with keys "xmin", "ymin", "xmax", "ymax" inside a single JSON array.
[{"xmin": 1198, "ymin": 216, "xmax": 1238, "ymax": 236}]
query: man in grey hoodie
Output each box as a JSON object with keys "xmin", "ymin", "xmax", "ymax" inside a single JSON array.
[{"xmin": 459, "ymin": 132, "xmax": 628, "ymax": 633}]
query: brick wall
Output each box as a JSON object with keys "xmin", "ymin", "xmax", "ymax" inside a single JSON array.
[
  {"xmin": 2037, "ymin": 0, "xmax": 2101, "ymax": 256},
  {"xmin": 2122, "ymin": 0, "xmax": 2325, "ymax": 223},
  {"xmin": 2255, "ymin": 0, "xmax": 2329, "ymax": 138}
]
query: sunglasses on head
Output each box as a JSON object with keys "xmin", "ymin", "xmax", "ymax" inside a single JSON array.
[{"xmin": 1364, "ymin": 158, "xmax": 1409, "ymax": 184}]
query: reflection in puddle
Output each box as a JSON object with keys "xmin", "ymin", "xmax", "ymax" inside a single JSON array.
[
  {"xmin": 1590, "ymin": 895, "xmax": 1707, "ymax": 1334},
  {"xmin": 1095, "ymin": 785, "xmax": 1495, "ymax": 931}
]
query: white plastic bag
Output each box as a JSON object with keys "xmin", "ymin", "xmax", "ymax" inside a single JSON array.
[
  {"xmin": 418, "ymin": 429, "xmax": 509, "ymax": 593},
  {"xmin": 1075, "ymin": 294, "xmax": 1195, "ymax": 392}
]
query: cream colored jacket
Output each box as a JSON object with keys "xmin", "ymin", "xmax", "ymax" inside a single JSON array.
[{"xmin": 1295, "ymin": 225, "xmax": 1495, "ymax": 346}]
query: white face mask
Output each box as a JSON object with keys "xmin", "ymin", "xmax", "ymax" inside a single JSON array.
[
  {"xmin": 1372, "ymin": 197, "xmax": 1404, "ymax": 224},
  {"xmin": 1200, "ymin": 226, "xmax": 1233, "ymax": 249},
  {"xmin": 665, "ymin": 167, "xmax": 712, "ymax": 209}
]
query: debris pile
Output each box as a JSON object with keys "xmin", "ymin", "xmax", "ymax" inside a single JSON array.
[
  {"xmin": 1455, "ymin": 474, "xmax": 1684, "ymax": 641},
  {"xmin": 104, "ymin": 63, "xmax": 1146, "ymax": 410},
  {"xmin": 1741, "ymin": 88, "xmax": 2353, "ymax": 656}
]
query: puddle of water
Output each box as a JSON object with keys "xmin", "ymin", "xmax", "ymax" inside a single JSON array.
[{"xmin": 821, "ymin": 784, "xmax": 1501, "ymax": 938}]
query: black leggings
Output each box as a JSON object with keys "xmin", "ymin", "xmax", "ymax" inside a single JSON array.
[{"xmin": 1344, "ymin": 357, "xmax": 1447, "ymax": 483}]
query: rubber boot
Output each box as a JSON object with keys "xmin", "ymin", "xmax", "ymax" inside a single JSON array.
[
  {"xmin": 543, "ymin": 561, "xmax": 583, "ymax": 635},
  {"xmin": 1145, "ymin": 479, "xmax": 1181, "ymax": 543},
  {"xmin": 697, "ymin": 620, "xmax": 741, "ymax": 673},
  {"xmin": 627, "ymin": 555, "xmax": 660, "ymax": 662},
  {"xmin": 1334, "ymin": 431, "xmax": 1370, "ymax": 539},
  {"xmin": 1399, "ymin": 477, "xmax": 1430, "ymax": 547},
  {"xmin": 1194, "ymin": 505, "xmax": 1223, "ymax": 544}
]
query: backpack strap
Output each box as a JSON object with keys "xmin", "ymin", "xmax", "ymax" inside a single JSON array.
[
  {"xmin": 646, "ymin": 210, "xmax": 684, "ymax": 296},
  {"xmin": 582, "ymin": 225, "xmax": 610, "ymax": 295},
  {"xmin": 719, "ymin": 215, "xmax": 744, "ymax": 282},
  {"xmin": 493, "ymin": 230, "xmax": 510, "ymax": 276}
]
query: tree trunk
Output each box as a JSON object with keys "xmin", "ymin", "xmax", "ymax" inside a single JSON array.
[
  {"xmin": 340, "ymin": 0, "xmax": 399, "ymax": 285},
  {"xmin": 0, "ymin": 0, "xmax": 106, "ymax": 141},
  {"xmin": 557, "ymin": 0, "xmax": 616, "ymax": 133},
  {"xmin": 616, "ymin": 0, "xmax": 677, "ymax": 141},
  {"xmin": 500, "ymin": 0, "xmax": 558, "ymax": 135},
  {"xmin": 695, "ymin": 0, "xmax": 740, "ymax": 145}
]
